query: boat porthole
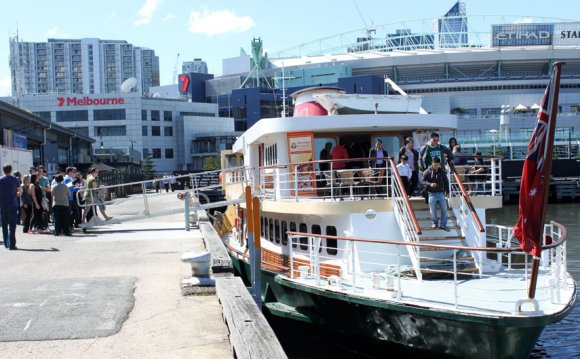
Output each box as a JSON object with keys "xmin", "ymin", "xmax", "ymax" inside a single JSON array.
[{"xmin": 365, "ymin": 209, "xmax": 377, "ymax": 220}]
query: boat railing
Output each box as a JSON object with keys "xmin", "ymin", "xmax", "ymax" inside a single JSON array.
[
  {"xmin": 258, "ymin": 157, "xmax": 394, "ymax": 201},
  {"xmin": 449, "ymin": 156, "xmax": 502, "ymax": 197},
  {"xmin": 284, "ymin": 221, "xmax": 570, "ymax": 314},
  {"xmin": 222, "ymin": 165, "xmax": 253, "ymax": 187},
  {"xmin": 387, "ymin": 157, "xmax": 424, "ymax": 279}
]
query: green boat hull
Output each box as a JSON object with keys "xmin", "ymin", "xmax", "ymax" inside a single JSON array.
[{"xmin": 231, "ymin": 254, "xmax": 575, "ymax": 359}]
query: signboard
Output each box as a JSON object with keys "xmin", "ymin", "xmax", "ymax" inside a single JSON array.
[
  {"xmin": 492, "ymin": 24, "xmax": 553, "ymax": 47},
  {"xmin": 178, "ymin": 74, "xmax": 190, "ymax": 93},
  {"xmin": 554, "ymin": 23, "xmax": 580, "ymax": 46},
  {"xmin": 57, "ymin": 96, "xmax": 125, "ymax": 107},
  {"xmin": 3, "ymin": 129, "xmax": 28, "ymax": 149},
  {"xmin": 287, "ymin": 132, "xmax": 317, "ymax": 196}
]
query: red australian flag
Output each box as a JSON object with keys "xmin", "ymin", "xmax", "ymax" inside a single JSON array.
[{"xmin": 513, "ymin": 72, "xmax": 558, "ymax": 257}]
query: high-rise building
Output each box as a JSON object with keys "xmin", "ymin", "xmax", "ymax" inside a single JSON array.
[
  {"xmin": 9, "ymin": 37, "xmax": 159, "ymax": 96},
  {"xmin": 434, "ymin": 1, "xmax": 468, "ymax": 48},
  {"xmin": 182, "ymin": 59, "xmax": 208, "ymax": 74}
]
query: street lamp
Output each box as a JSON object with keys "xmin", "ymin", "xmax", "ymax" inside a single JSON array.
[{"xmin": 489, "ymin": 129, "xmax": 498, "ymax": 156}]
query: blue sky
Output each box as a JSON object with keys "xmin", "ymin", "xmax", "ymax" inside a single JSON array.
[{"xmin": 1, "ymin": 0, "xmax": 578, "ymax": 96}]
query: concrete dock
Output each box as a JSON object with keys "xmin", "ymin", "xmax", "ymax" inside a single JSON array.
[{"xmin": 0, "ymin": 193, "xmax": 232, "ymax": 358}]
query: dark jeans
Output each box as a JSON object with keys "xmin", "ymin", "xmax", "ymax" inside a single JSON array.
[
  {"xmin": 53, "ymin": 205, "xmax": 71, "ymax": 235},
  {"xmin": 21, "ymin": 205, "xmax": 32, "ymax": 233},
  {"xmin": 410, "ymin": 170, "xmax": 419, "ymax": 195},
  {"xmin": 1, "ymin": 207, "xmax": 18, "ymax": 249}
]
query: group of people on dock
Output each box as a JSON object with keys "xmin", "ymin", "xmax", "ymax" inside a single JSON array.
[
  {"xmin": 0, "ymin": 164, "xmax": 112, "ymax": 250},
  {"xmin": 318, "ymin": 133, "xmax": 489, "ymax": 232}
]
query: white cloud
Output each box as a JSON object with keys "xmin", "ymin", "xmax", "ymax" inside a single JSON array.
[
  {"xmin": 45, "ymin": 27, "xmax": 73, "ymax": 38},
  {"xmin": 107, "ymin": 10, "xmax": 118, "ymax": 21},
  {"xmin": 0, "ymin": 77, "xmax": 12, "ymax": 96},
  {"xmin": 188, "ymin": 8, "xmax": 255, "ymax": 36},
  {"xmin": 163, "ymin": 13, "xmax": 176, "ymax": 22},
  {"xmin": 134, "ymin": 0, "xmax": 160, "ymax": 27}
]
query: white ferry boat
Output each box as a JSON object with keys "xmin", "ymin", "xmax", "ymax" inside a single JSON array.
[{"xmin": 215, "ymin": 87, "xmax": 576, "ymax": 358}]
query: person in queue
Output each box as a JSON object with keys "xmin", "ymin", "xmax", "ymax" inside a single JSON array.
[
  {"xmin": 398, "ymin": 137, "xmax": 419, "ymax": 196},
  {"xmin": 0, "ymin": 164, "xmax": 22, "ymax": 250},
  {"xmin": 422, "ymin": 157, "xmax": 450, "ymax": 231}
]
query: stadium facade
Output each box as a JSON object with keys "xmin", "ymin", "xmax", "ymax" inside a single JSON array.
[{"xmin": 204, "ymin": 3, "xmax": 580, "ymax": 159}]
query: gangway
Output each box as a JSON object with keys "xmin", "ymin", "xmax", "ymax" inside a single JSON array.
[{"xmin": 76, "ymin": 168, "xmax": 248, "ymax": 232}]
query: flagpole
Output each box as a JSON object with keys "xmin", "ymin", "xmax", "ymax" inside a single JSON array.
[{"xmin": 528, "ymin": 61, "xmax": 564, "ymax": 299}]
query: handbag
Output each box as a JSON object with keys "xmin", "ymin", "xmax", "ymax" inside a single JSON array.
[{"xmin": 41, "ymin": 196, "xmax": 50, "ymax": 211}]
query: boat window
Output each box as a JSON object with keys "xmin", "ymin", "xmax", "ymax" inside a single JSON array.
[
  {"xmin": 299, "ymin": 223, "xmax": 308, "ymax": 250},
  {"xmin": 281, "ymin": 221, "xmax": 288, "ymax": 246},
  {"xmin": 274, "ymin": 220, "xmax": 280, "ymax": 244},
  {"xmin": 265, "ymin": 144, "xmax": 278, "ymax": 166},
  {"xmin": 326, "ymin": 226, "xmax": 338, "ymax": 255},
  {"xmin": 269, "ymin": 219, "xmax": 274, "ymax": 242},
  {"xmin": 260, "ymin": 216, "xmax": 264, "ymax": 237},
  {"xmin": 311, "ymin": 225, "xmax": 322, "ymax": 253},
  {"xmin": 371, "ymin": 135, "xmax": 401, "ymax": 161},
  {"xmin": 264, "ymin": 217, "xmax": 268, "ymax": 240},
  {"xmin": 289, "ymin": 222, "xmax": 297, "ymax": 248}
]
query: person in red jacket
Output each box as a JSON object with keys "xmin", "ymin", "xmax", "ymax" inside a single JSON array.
[{"xmin": 331, "ymin": 139, "xmax": 349, "ymax": 170}]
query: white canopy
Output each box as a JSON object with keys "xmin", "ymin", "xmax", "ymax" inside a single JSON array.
[
  {"xmin": 530, "ymin": 103, "xmax": 542, "ymax": 110},
  {"xmin": 514, "ymin": 104, "xmax": 529, "ymax": 111}
]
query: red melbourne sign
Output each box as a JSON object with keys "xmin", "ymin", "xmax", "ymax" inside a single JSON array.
[
  {"xmin": 57, "ymin": 97, "xmax": 125, "ymax": 107},
  {"xmin": 178, "ymin": 74, "xmax": 190, "ymax": 93}
]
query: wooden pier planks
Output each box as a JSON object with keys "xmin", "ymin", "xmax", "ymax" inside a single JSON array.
[{"xmin": 199, "ymin": 213, "xmax": 287, "ymax": 359}]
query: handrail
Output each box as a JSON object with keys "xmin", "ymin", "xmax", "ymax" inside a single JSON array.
[
  {"xmin": 448, "ymin": 162, "xmax": 485, "ymax": 232},
  {"xmin": 287, "ymin": 220, "xmax": 568, "ymax": 252},
  {"xmin": 388, "ymin": 158, "xmax": 422, "ymax": 235}
]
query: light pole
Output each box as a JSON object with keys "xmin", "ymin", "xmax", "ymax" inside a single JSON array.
[{"xmin": 489, "ymin": 129, "xmax": 498, "ymax": 156}]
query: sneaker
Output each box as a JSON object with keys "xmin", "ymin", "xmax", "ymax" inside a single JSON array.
[
  {"xmin": 28, "ymin": 230, "xmax": 36, "ymax": 234},
  {"xmin": 440, "ymin": 226, "xmax": 450, "ymax": 232},
  {"xmin": 105, "ymin": 216, "xmax": 113, "ymax": 221},
  {"xmin": 431, "ymin": 224, "xmax": 438, "ymax": 229}
]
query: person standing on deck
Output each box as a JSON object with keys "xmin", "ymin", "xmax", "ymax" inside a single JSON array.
[
  {"xmin": 331, "ymin": 140, "xmax": 349, "ymax": 170},
  {"xmin": 399, "ymin": 137, "xmax": 419, "ymax": 195},
  {"xmin": 422, "ymin": 157, "xmax": 450, "ymax": 231},
  {"xmin": 319, "ymin": 142, "xmax": 333, "ymax": 173},
  {"xmin": 419, "ymin": 133, "xmax": 453, "ymax": 171},
  {"xmin": 396, "ymin": 155, "xmax": 412, "ymax": 196}
]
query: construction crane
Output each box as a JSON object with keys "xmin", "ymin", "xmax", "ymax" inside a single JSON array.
[
  {"xmin": 351, "ymin": 0, "xmax": 375, "ymax": 39},
  {"xmin": 172, "ymin": 53, "xmax": 180, "ymax": 85}
]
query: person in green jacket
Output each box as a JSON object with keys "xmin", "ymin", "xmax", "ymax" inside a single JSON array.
[{"xmin": 419, "ymin": 132, "xmax": 453, "ymax": 171}]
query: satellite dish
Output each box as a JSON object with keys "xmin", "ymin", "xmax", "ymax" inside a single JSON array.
[{"xmin": 120, "ymin": 77, "xmax": 137, "ymax": 93}]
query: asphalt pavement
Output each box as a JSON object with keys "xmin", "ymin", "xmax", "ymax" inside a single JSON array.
[{"xmin": 0, "ymin": 191, "xmax": 232, "ymax": 358}]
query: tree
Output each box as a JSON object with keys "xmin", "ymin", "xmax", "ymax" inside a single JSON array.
[
  {"xmin": 142, "ymin": 156, "xmax": 156, "ymax": 179},
  {"xmin": 203, "ymin": 156, "xmax": 221, "ymax": 171}
]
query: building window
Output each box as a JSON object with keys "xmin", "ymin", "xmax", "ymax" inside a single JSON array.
[
  {"xmin": 73, "ymin": 127, "xmax": 89, "ymax": 137},
  {"xmin": 152, "ymin": 148, "xmax": 161, "ymax": 159},
  {"xmin": 56, "ymin": 110, "xmax": 89, "ymax": 122},
  {"xmin": 326, "ymin": 226, "xmax": 338, "ymax": 255},
  {"xmin": 34, "ymin": 111, "xmax": 51, "ymax": 121},
  {"xmin": 151, "ymin": 110, "xmax": 160, "ymax": 121},
  {"xmin": 151, "ymin": 126, "xmax": 160, "ymax": 136},
  {"xmin": 95, "ymin": 126, "xmax": 126, "ymax": 136},
  {"xmin": 164, "ymin": 111, "xmax": 172, "ymax": 121},
  {"xmin": 265, "ymin": 144, "xmax": 278, "ymax": 166},
  {"xmin": 142, "ymin": 126, "xmax": 148, "ymax": 136},
  {"xmin": 93, "ymin": 109, "xmax": 126, "ymax": 121},
  {"xmin": 141, "ymin": 110, "xmax": 147, "ymax": 121},
  {"xmin": 164, "ymin": 127, "xmax": 173, "ymax": 136},
  {"xmin": 143, "ymin": 148, "xmax": 149, "ymax": 158},
  {"xmin": 481, "ymin": 108, "xmax": 501, "ymax": 118},
  {"xmin": 165, "ymin": 148, "xmax": 174, "ymax": 159}
]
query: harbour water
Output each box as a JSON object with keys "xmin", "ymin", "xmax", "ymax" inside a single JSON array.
[{"xmin": 268, "ymin": 203, "xmax": 579, "ymax": 358}]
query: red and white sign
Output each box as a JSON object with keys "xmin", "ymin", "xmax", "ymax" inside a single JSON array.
[
  {"xmin": 57, "ymin": 97, "xmax": 125, "ymax": 107},
  {"xmin": 178, "ymin": 74, "xmax": 190, "ymax": 93},
  {"xmin": 287, "ymin": 131, "xmax": 317, "ymax": 196}
]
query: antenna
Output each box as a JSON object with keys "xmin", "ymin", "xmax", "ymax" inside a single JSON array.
[{"xmin": 172, "ymin": 53, "xmax": 180, "ymax": 85}]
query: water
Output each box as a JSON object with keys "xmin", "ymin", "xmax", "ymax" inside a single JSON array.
[
  {"xmin": 268, "ymin": 203, "xmax": 579, "ymax": 358},
  {"xmin": 487, "ymin": 203, "xmax": 580, "ymax": 358}
]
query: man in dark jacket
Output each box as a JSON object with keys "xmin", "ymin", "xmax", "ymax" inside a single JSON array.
[
  {"xmin": 0, "ymin": 164, "xmax": 22, "ymax": 249},
  {"xmin": 399, "ymin": 137, "xmax": 419, "ymax": 195},
  {"xmin": 421, "ymin": 157, "xmax": 450, "ymax": 231},
  {"xmin": 368, "ymin": 139, "xmax": 388, "ymax": 168}
]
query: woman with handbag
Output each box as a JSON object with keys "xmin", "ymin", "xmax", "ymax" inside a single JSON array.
[
  {"xmin": 29, "ymin": 174, "xmax": 46, "ymax": 234},
  {"xmin": 20, "ymin": 175, "xmax": 33, "ymax": 233}
]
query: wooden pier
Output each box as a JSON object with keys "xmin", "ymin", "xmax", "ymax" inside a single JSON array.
[
  {"xmin": 502, "ymin": 177, "xmax": 580, "ymax": 202},
  {"xmin": 198, "ymin": 211, "xmax": 287, "ymax": 359}
]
